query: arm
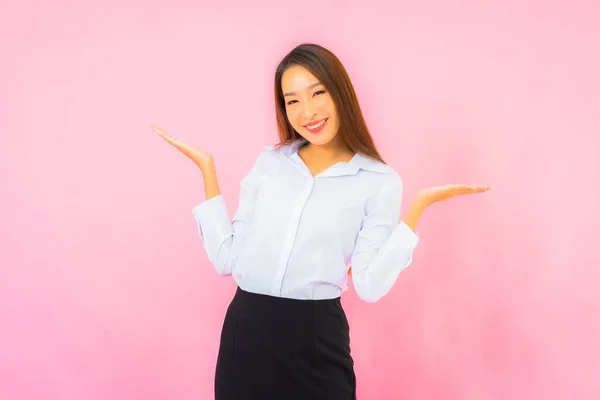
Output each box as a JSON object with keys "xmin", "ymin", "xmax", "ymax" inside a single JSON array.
[
  {"xmin": 401, "ymin": 194, "xmax": 428, "ymax": 232},
  {"xmin": 200, "ymin": 162, "xmax": 222, "ymax": 201},
  {"xmin": 350, "ymin": 175, "xmax": 420, "ymax": 303},
  {"xmin": 150, "ymin": 125, "xmax": 267, "ymax": 276},
  {"xmin": 191, "ymin": 156, "xmax": 263, "ymax": 276}
]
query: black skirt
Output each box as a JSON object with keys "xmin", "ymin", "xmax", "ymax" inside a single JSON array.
[{"xmin": 215, "ymin": 287, "xmax": 356, "ymax": 400}]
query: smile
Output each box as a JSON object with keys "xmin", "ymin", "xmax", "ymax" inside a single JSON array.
[{"xmin": 304, "ymin": 118, "xmax": 328, "ymax": 134}]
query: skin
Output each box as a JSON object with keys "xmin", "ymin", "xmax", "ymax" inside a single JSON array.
[
  {"xmin": 150, "ymin": 65, "xmax": 491, "ymax": 233},
  {"xmin": 280, "ymin": 65, "xmax": 354, "ymax": 176}
]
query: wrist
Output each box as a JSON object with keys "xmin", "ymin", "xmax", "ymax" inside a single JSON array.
[
  {"xmin": 401, "ymin": 194, "xmax": 429, "ymax": 232},
  {"xmin": 201, "ymin": 164, "xmax": 221, "ymax": 201},
  {"xmin": 199, "ymin": 160, "xmax": 216, "ymax": 175},
  {"xmin": 412, "ymin": 191, "xmax": 431, "ymax": 211}
]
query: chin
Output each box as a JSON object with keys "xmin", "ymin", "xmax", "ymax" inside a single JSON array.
[
  {"xmin": 299, "ymin": 129, "xmax": 338, "ymax": 147},
  {"xmin": 304, "ymin": 136, "xmax": 334, "ymax": 146}
]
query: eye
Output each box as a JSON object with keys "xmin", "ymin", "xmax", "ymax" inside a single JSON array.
[
  {"xmin": 286, "ymin": 99, "xmax": 298, "ymax": 106},
  {"xmin": 314, "ymin": 90, "xmax": 326, "ymax": 96}
]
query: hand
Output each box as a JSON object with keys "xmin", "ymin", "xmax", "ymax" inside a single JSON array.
[
  {"xmin": 151, "ymin": 124, "xmax": 215, "ymax": 170},
  {"xmin": 417, "ymin": 184, "xmax": 491, "ymax": 206}
]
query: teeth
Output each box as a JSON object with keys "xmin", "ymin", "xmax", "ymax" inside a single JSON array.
[{"xmin": 307, "ymin": 119, "xmax": 326, "ymax": 129}]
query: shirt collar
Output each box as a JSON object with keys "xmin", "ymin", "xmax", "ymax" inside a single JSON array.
[{"xmin": 272, "ymin": 138, "xmax": 390, "ymax": 176}]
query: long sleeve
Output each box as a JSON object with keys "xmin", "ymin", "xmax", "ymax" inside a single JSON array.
[
  {"xmin": 191, "ymin": 157, "xmax": 261, "ymax": 276},
  {"xmin": 350, "ymin": 174, "xmax": 420, "ymax": 303}
]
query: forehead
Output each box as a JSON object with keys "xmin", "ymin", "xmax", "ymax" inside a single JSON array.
[{"xmin": 281, "ymin": 65, "xmax": 320, "ymax": 92}]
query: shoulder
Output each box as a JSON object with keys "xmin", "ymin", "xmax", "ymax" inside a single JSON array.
[
  {"xmin": 254, "ymin": 144, "xmax": 287, "ymax": 168},
  {"xmin": 353, "ymin": 157, "xmax": 404, "ymax": 213},
  {"xmin": 369, "ymin": 170, "xmax": 403, "ymax": 203},
  {"xmin": 356, "ymin": 155, "xmax": 403, "ymax": 190},
  {"xmin": 383, "ymin": 168, "xmax": 403, "ymax": 189},
  {"xmin": 355, "ymin": 152, "xmax": 399, "ymax": 176},
  {"xmin": 244, "ymin": 144, "xmax": 287, "ymax": 182}
]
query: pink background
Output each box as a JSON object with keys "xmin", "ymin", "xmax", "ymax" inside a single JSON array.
[{"xmin": 1, "ymin": 0, "xmax": 599, "ymax": 399}]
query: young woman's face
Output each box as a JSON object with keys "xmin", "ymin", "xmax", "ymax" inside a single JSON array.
[{"xmin": 281, "ymin": 65, "xmax": 340, "ymax": 146}]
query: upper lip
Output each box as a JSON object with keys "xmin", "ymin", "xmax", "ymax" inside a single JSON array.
[{"xmin": 303, "ymin": 118, "xmax": 327, "ymax": 127}]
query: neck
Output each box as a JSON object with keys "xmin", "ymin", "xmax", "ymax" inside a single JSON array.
[{"xmin": 301, "ymin": 137, "xmax": 351, "ymax": 160}]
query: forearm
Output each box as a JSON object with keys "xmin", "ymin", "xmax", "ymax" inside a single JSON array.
[
  {"xmin": 349, "ymin": 194, "xmax": 425, "ymax": 301},
  {"xmin": 401, "ymin": 194, "xmax": 429, "ymax": 232},
  {"xmin": 200, "ymin": 163, "xmax": 221, "ymax": 201},
  {"xmin": 351, "ymin": 221, "xmax": 420, "ymax": 303}
]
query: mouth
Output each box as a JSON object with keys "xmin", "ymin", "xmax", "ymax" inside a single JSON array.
[{"xmin": 304, "ymin": 118, "xmax": 328, "ymax": 134}]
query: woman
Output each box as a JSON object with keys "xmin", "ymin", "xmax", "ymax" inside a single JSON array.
[{"xmin": 151, "ymin": 43, "xmax": 490, "ymax": 399}]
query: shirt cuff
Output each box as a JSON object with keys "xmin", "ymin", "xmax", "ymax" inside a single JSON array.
[
  {"xmin": 383, "ymin": 220, "xmax": 420, "ymax": 259},
  {"xmin": 395, "ymin": 220, "xmax": 420, "ymax": 246},
  {"xmin": 191, "ymin": 195, "xmax": 232, "ymax": 241}
]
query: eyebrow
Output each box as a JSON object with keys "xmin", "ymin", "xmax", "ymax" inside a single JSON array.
[{"xmin": 283, "ymin": 82, "xmax": 323, "ymax": 97}]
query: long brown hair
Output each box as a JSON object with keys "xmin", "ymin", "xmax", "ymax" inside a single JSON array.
[{"xmin": 273, "ymin": 43, "xmax": 386, "ymax": 164}]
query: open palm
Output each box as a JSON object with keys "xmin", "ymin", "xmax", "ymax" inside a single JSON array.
[
  {"xmin": 419, "ymin": 184, "xmax": 491, "ymax": 204},
  {"xmin": 151, "ymin": 124, "xmax": 214, "ymax": 169}
]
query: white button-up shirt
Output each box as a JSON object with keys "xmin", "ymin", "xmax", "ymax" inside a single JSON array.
[{"xmin": 192, "ymin": 139, "xmax": 419, "ymax": 303}]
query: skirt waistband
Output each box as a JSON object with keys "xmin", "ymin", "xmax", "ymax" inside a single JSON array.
[
  {"xmin": 230, "ymin": 287, "xmax": 343, "ymax": 322},
  {"xmin": 233, "ymin": 286, "xmax": 341, "ymax": 306}
]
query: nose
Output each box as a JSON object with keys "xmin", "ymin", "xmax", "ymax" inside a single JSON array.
[{"xmin": 301, "ymin": 100, "xmax": 316, "ymax": 120}]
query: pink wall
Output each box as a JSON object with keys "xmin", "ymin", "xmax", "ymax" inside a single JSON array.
[{"xmin": 1, "ymin": 0, "xmax": 599, "ymax": 398}]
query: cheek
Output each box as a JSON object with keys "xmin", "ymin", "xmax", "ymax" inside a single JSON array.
[
  {"xmin": 328, "ymin": 119, "xmax": 340, "ymax": 136},
  {"xmin": 286, "ymin": 107, "xmax": 301, "ymax": 126},
  {"xmin": 325, "ymin": 101, "xmax": 337, "ymax": 116},
  {"xmin": 327, "ymin": 113, "xmax": 340, "ymax": 135},
  {"xmin": 321, "ymin": 98, "xmax": 338, "ymax": 119}
]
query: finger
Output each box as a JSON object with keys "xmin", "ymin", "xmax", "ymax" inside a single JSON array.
[
  {"xmin": 448, "ymin": 184, "xmax": 473, "ymax": 192},
  {"xmin": 150, "ymin": 123, "xmax": 166, "ymax": 135},
  {"xmin": 454, "ymin": 184, "xmax": 490, "ymax": 191},
  {"xmin": 463, "ymin": 185, "xmax": 491, "ymax": 194},
  {"xmin": 150, "ymin": 124, "xmax": 185, "ymax": 148},
  {"xmin": 447, "ymin": 184, "xmax": 475, "ymax": 194},
  {"xmin": 150, "ymin": 124, "xmax": 175, "ymax": 140},
  {"xmin": 150, "ymin": 124, "xmax": 173, "ymax": 141},
  {"xmin": 446, "ymin": 186, "xmax": 484, "ymax": 197}
]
